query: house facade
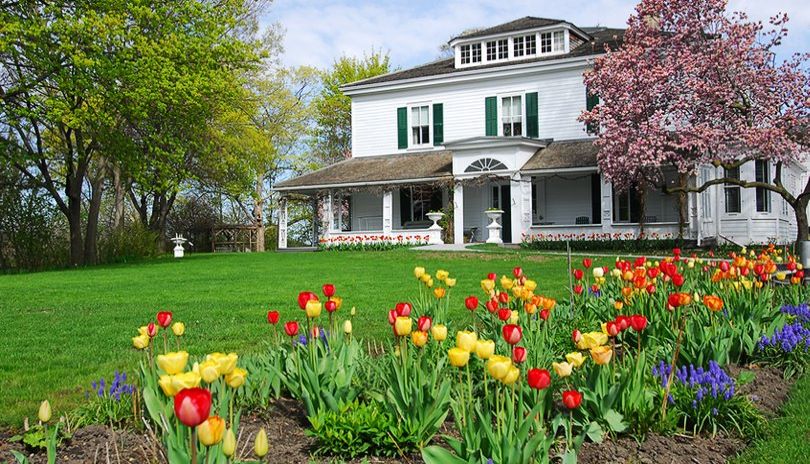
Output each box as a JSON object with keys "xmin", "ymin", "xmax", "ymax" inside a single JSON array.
[{"xmin": 274, "ymin": 17, "xmax": 806, "ymax": 248}]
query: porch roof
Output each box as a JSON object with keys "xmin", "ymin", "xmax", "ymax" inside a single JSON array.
[
  {"xmin": 520, "ymin": 139, "xmax": 598, "ymax": 173},
  {"xmin": 273, "ymin": 150, "xmax": 453, "ymax": 192}
]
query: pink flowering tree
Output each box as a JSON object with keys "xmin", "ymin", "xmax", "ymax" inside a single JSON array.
[{"xmin": 581, "ymin": 0, "xmax": 809, "ymax": 241}]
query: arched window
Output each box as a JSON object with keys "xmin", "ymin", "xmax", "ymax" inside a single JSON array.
[{"xmin": 465, "ymin": 158, "xmax": 508, "ymax": 173}]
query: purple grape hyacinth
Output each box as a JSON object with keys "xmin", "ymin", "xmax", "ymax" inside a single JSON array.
[
  {"xmin": 653, "ymin": 360, "xmax": 736, "ymax": 408},
  {"xmin": 89, "ymin": 371, "xmax": 134, "ymax": 401},
  {"xmin": 758, "ymin": 322, "xmax": 810, "ymax": 353}
]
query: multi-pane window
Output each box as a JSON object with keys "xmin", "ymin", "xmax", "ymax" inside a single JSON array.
[
  {"xmin": 525, "ymin": 35, "xmax": 536, "ymax": 55},
  {"xmin": 501, "ymin": 96, "xmax": 522, "ymax": 136},
  {"xmin": 410, "ymin": 105, "xmax": 430, "ymax": 145},
  {"xmin": 513, "ymin": 36, "xmax": 524, "ymax": 57},
  {"xmin": 401, "ymin": 186, "xmax": 442, "ymax": 225},
  {"xmin": 487, "ymin": 39, "xmax": 508, "ymax": 60},
  {"xmin": 497, "ymin": 39, "xmax": 508, "ymax": 59},
  {"xmin": 486, "ymin": 41, "xmax": 497, "ymax": 61},
  {"xmin": 471, "ymin": 43, "xmax": 482, "ymax": 63},
  {"xmin": 724, "ymin": 167, "xmax": 741, "ymax": 213},
  {"xmin": 755, "ymin": 160, "xmax": 771, "ymax": 212},
  {"xmin": 460, "ymin": 44, "xmax": 471, "ymax": 64},
  {"xmin": 552, "ymin": 31, "xmax": 565, "ymax": 52}
]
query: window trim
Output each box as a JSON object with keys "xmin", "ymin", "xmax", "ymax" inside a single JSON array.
[
  {"xmin": 724, "ymin": 166, "xmax": 742, "ymax": 214},
  {"xmin": 499, "ymin": 94, "xmax": 524, "ymax": 137},
  {"xmin": 460, "ymin": 44, "xmax": 471, "ymax": 64},
  {"xmin": 755, "ymin": 160, "xmax": 771, "ymax": 213},
  {"xmin": 408, "ymin": 103, "xmax": 431, "ymax": 148}
]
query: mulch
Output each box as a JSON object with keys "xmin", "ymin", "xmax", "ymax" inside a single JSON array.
[{"xmin": 0, "ymin": 365, "xmax": 796, "ymax": 463}]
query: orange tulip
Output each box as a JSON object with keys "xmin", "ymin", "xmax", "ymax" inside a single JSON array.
[{"xmin": 703, "ymin": 295, "xmax": 724, "ymax": 312}]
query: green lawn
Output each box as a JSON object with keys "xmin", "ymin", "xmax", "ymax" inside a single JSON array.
[{"xmin": 0, "ymin": 249, "xmax": 571, "ymax": 427}]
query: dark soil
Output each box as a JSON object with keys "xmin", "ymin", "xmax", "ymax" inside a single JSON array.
[
  {"xmin": 727, "ymin": 364, "xmax": 793, "ymax": 417},
  {"xmin": 0, "ymin": 425, "xmax": 150, "ymax": 463}
]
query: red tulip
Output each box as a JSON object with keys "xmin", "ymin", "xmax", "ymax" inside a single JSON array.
[
  {"xmin": 512, "ymin": 346, "xmax": 527, "ymax": 363},
  {"xmin": 465, "ymin": 296, "xmax": 479, "ymax": 311},
  {"xmin": 647, "ymin": 268, "xmax": 659, "ymax": 279},
  {"xmin": 673, "ymin": 247, "xmax": 681, "ymax": 256},
  {"xmin": 573, "ymin": 269, "xmax": 584, "ymax": 280},
  {"xmin": 297, "ymin": 291, "xmax": 318, "ymax": 310},
  {"xmin": 572, "ymin": 329, "xmax": 582, "ymax": 343},
  {"xmin": 324, "ymin": 300, "xmax": 337, "ymax": 313},
  {"xmin": 672, "ymin": 274, "xmax": 685, "ymax": 287},
  {"xmin": 502, "ymin": 324, "xmax": 522, "ymax": 345},
  {"xmin": 527, "ymin": 368, "xmax": 551, "ymax": 390},
  {"xmin": 322, "ymin": 283, "xmax": 335, "ymax": 297},
  {"xmin": 582, "ymin": 258, "xmax": 592, "ymax": 269},
  {"xmin": 387, "ymin": 309, "xmax": 397, "ymax": 325},
  {"xmin": 616, "ymin": 316, "xmax": 630, "ymax": 331},
  {"xmin": 573, "ymin": 284, "xmax": 583, "ymax": 295},
  {"xmin": 562, "ymin": 390, "xmax": 582, "ymax": 409},
  {"xmin": 646, "ymin": 284, "xmax": 656, "ymax": 294},
  {"xmin": 417, "ymin": 316, "xmax": 432, "ymax": 332},
  {"xmin": 485, "ymin": 299, "xmax": 498, "ymax": 313},
  {"xmin": 487, "ymin": 272, "xmax": 497, "ymax": 281},
  {"xmin": 606, "ymin": 321, "xmax": 619, "ymax": 337},
  {"xmin": 156, "ymin": 311, "xmax": 173, "ymax": 328},
  {"xmin": 498, "ymin": 292, "xmax": 509, "ymax": 304},
  {"xmin": 797, "ymin": 270, "xmax": 805, "ymax": 279},
  {"xmin": 667, "ymin": 293, "xmax": 681, "ymax": 308},
  {"xmin": 267, "ymin": 310, "xmax": 280, "ymax": 325},
  {"xmin": 147, "ymin": 322, "xmax": 158, "ymax": 338},
  {"xmin": 630, "ymin": 314, "xmax": 648, "ymax": 332},
  {"xmin": 497, "ymin": 308, "xmax": 511, "ymax": 321},
  {"xmin": 740, "ymin": 266, "xmax": 750, "ymax": 277},
  {"xmin": 174, "ymin": 387, "xmax": 211, "ymax": 427},
  {"xmin": 539, "ymin": 309, "xmax": 550, "ymax": 321},
  {"xmin": 513, "ymin": 267, "xmax": 523, "ymax": 278},
  {"xmin": 284, "ymin": 321, "xmax": 299, "ymax": 337},
  {"xmin": 719, "ymin": 261, "xmax": 730, "ymax": 273},
  {"xmin": 754, "ymin": 264, "xmax": 765, "ymax": 275},
  {"xmin": 395, "ymin": 302, "xmax": 412, "ymax": 317},
  {"xmin": 787, "ymin": 262, "xmax": 797, "ymax": 271}
]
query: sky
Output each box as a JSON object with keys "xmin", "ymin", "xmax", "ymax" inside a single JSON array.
[{"xmin": 261, "ymin": 0, "xmax": 809, "ymax": 71}]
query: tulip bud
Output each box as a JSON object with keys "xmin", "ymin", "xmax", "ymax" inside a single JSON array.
[
  {"xmin": 606, "ymin": 321, "xmax": 619, "ymax": 337},
  {"xmin": 572, "ymin": 329, "xmax": 582, "ymax": 343},
  {"xmin": 157, "ymin": 311, "xmax": 173, "ymax": 328},
  {"xmin": 254, "ymin": 428, "xmax": 269, "ymax": 457},
  {"xmin": 343, "ymin": 319, "xmax": 353, "ymax": 334},
  {"xmin": 147, "ymin": 322, "xmax": 158, "ymax": 338},
  {"xmin": 324, "ymin": 300, "xmax": 337, "ymax": 313},
  {"xmin": 464, "ymin": 296, "xmax": 479, "ymax": 311},
  {"xmin": 539, "ymin": 309, "xmax": 550, "ymax": 321},
  {"xmin": 171, "ymin": 321, "xmax": 186, "ymax": 336},
  {"xmin": 38, "ymin": 400, "xmax": 51, "ymax": 423},
  {"xmin": 322, "ymin": 283, "xmax": 335, "ymax": 297},
  {"xmin": 562, "ymin": 389, "xmax": 583, "ymax": 409},
  {"xmin": 197, "ymin": 416, "xmax": 225, "ymax": 446},
  {"xmin": 284, "ymin": 321, "xmax": 299, "ymax": 337},
  {"xmin": 174, "ymin": 387, "xmax": 211, "ymax": 427},
  {"xmin": 223, "ymin": 428, "xmax": 236, "ymax": 457},
  {"xmin": 417, "ymin": 316, "xmax": 432, "ymax": 332},
  {"xmin": 502, "ymin": 324, "xmax": 523, "ymax": 345},
  {"xmin": 350, "ymin": 306, "xmax": 357, "ymax": 316},
  {"xmin": 527, "ymin": 368, "xmax": 551, "ymax": 390},
  {"xmin": 512, "ymin": 346, "xmax": 527, "ymax": 364},
  {"xmin": 430, "ymin": 324, "xmax": 447, "ymax": 342}
]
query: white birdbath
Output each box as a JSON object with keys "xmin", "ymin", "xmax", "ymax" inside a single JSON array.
[
  {"xmin": 170, "ymin": 234, "xmax": 189, "ymax": 258},
  {"xmin": 485, "ymin": 210, "xmax": 504, "ymax": 244}
]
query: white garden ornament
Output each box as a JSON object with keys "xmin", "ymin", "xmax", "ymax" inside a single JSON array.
[{"xmin": 171, "ymin": 234, "xmax": 190, "ymax": 258}]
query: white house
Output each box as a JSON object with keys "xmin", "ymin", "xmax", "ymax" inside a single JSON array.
[{"xmin": 274, "ymin": 17, "xmax": 806, "ymax": 248}]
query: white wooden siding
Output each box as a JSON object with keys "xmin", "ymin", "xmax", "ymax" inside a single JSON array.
[
  {"xmin": 349, "ymin": 191, "xmax": 382, "ymax": 231},
  {"xmin": 351, "ymin": 67, "xmax": 590, "ymax": 157}
]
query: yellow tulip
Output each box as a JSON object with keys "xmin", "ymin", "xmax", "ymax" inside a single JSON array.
[
  {"xmin": 590, "ymin": 345, "xmax": 613, "ymax": 365},
  {"xmin": 329, "ymin": 296, "xmax": 343, "ymax": 310},
  {"xmin": 448, "ymin": 347, "xmax": 470, "ymax": 367},
  {"xmin": 431, "ymin": 324, "xmax": 448, "ymax": 341},
  {"xmin": 486, "ymin": 355, "xmax": 512, "ymax": 380},
  {"xmin": 171, "ymin": 322, "xmax": 185, "ymax": 336},
  {"xmin": 156, "ymin": 351, "xmax": 189, "ymax": 375},
  {"xmin": 577, "ymin": 331, "xmax": 608, "ymax": 350},
  {"xmin": 254, "ymin": 428, "xmax": 269, "ymax": 457},
  {"xmin": 38, "ymin": 400, "xmax": 51, "ymax": 423},
  {"xmin": 426, "ymin": 278, "xmax": 434, "ymax": 287},
  {"xmin": 456, "ymin": 330, "xmax": 478, "ymax": 352},
  {"xmin": 223, "ymin": 428, "xmax": 236, "ymax": 457},
  {"xmin": 350, "ymin": 306, "xmax": 357, "ymax": 316},
  {"xmin": 170, "ymin": 371, "xmax": 202, "ymax": 391},
  {"xmin": 225, "ymin": 367, "xmax": 247, "ymax": 388},
  {"xmin": 474, "ymin": 339, "xmax": 495, "ymax": 359},
  {"xmin": 552, "ymin": 361, "xmax": 573, "ymax": 378},
  {"xmin": 414, "ymin": 266, "xmax": 426, "ymax": 279},
  {"xmin": 480, "ymin": 279, "xmax": 495, "ymax": 292},
  {"xmin": 198, "ymin": 359, "xmax": 220, "ymax": 383},
  {"xmin": 132, "ymin": 334, "xmax": 150, "ymax": 350},
  {"xmin": 207, "ymin": 352, "xmax": 238, "ymax": 375},
  {"xmin": 501, "ymin": 365, "xmax": 520, "ymax": 385},
  {"xmin": 411, "ymin": 330, "xmax": 428, "ymax": 348},
  {"xmin": 565, "ymin": 351, "xmax": 585, "ymax": 368},
  {"xmin": 305, "ymin": 300, "xmax": 322, "ymax": 318},
  {"xmin": 776, "ymin": 271, "xmax": 786, "ymax": 280},
  {"xmin": 436, "ymin": 269, "xmax": 449, "ymax": 281},
  {"xmin": 509, "ymin": 310, "xmax": 519, "ymax": 324},
  {"xmin": 420, "ymin": 273, "xmax": 431, "ymax": 283},
  {"xmin": 138, "ymin": 326, "xmax": 149, "ymax": 337},
  {"xmin": 445, "ymin": 277, "xmax": 457, "ymax": 287},
  {"xmin": 500, "ymin": 275, "xmax": 514, "ymax": 290},
  {"xmin": 158, "ymin": 375, "xmax": 178, "ymax": 397},
  {"xmin": 197, "ymin": 416, "xmax": 225, "ymax": 446},
  {"xmin": 343, "ymin": 319, "xmax": 353, "ymax": 334},
  {"xmin": 394, "ymin": 316, "xmax": 412, "ymax": 336},
  {"xmin": 524, "ymin": 279, "xmax": 537, "ymax": 291},
  {"xmin": 433, "ymin": 287, "xmax": 446, "ymax": 299},
  {"xmin": 592, "ymin": 268, "xmax": 604, "ymax": 278}
]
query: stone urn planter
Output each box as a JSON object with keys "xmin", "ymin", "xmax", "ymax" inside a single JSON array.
[
  {"xmin": 485, "ymin": 209, "xmax": 504, "ymax": 244},
  {"xmin": 426, "ymin": 211, "xmax": 445, "ymax": 245}
]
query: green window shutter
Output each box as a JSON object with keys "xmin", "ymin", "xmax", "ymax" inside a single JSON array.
[
  {"xmin": 432, "ymin": 103, "xmax": 444, "ymax": 146},
  {"xmin": 525, "ymin": 92, "xmax": 538, "ymax": 138},
  {"xmin": 397, "ymin": 107, "xmax": 408, "ymax": 149},
  {"xmin": 485, "ymin": 96, "xmax": 497, "ymax": 136}
]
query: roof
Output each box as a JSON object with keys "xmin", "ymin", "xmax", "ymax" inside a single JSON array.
[
  {"xmin": 344, "ymin": 28, "xmax": 625, "ymax": 89},
  {"xmin": 451, "ymin": 17, "xmax": 565, "ymax": 41},
  {"xmin": 273, "ymin": 151, "xmax": 453, "ymax": 191},
  {"xmin": 521, "ymin": 139, "xmax": 598, "ymax": 171}
]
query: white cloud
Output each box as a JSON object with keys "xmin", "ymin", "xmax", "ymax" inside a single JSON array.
[{"xmin": 262, "ymin": 0, "xmax": 809, "ymax": 70}]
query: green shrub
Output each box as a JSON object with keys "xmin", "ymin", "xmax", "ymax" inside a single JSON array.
[
  {"xmin": 307, "ymin": 400, "xmax": 398, "ymax": 458},
  {"xmin": 98, "ymin": 222, "xmax": 159, "ymax": 263}
]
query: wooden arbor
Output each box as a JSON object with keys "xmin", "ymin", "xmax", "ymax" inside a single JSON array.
[{"xmin": 211, "ymin": 224, "xmax": 259, "ymax": 252}]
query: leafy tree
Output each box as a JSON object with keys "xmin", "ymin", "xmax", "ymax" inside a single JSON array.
[
  {"xmin": 581, "ymin": 0, "xmax": 808, "ymax": 241},
  {"xmin": 310, "ymin": 51, "xmax": 393, "ymax": 165}
]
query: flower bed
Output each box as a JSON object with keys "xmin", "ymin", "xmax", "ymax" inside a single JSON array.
[
  {"xmin": 4, "ymin": 245, "xmax": 810, "ymax": 463},
  {"xmin": 521, "ymin": 232, "xmax": 680, "ymax": 252}
]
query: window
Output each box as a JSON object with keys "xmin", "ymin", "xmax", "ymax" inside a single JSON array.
[
  {"xmin": 552, "ymin": 31, "xmax": 565, "ymax": 52},
  {"xmin": 513, "ymin": 36, "xmax": 524, "ymax": 57},
  {"xmin": 487, "ymin": 39, "xmax": 508, "ymax": 60},
  {"xmin": 471, "ymin": 43, "xmax": 482, "ymax": 63},
  {"xmin": 497, "ymin": 39, "xmax": 508, "ymax": 59},
  {"xmin": 466, "ymin": 158, "xmax": 508, "ymax": 173},
  {"xmin": 540, "ymin": 32, "xmax": 552, "ymax": 53},
  {"xmin": 755, "ymin": 160, "xmax": 771, "ymax": 212},
  {"xmin": 410, "ymin": 105, "xmax": 430, "ymax": 146},
  {"xmin": 400, "ymin": 186, "xmax": 442, "ymax": 225},
  {"xmin": 501, "ymin": 96, "xmax": 522, "ymax": 136},
  {"xmin": 613, "ymin": 186, "xmax": 641, "ymax": 222},
  {"xmin": 525, "ymin": 35, "xmax": 536, "ymax": 55},
  {"xmin": 492, "ymin": 186, "xmax": 501, "ymax": 209},
  {"xmin": 460, "ymin": 44, "xmax": 471, "ymax": 64},
  {"xmin": 724, "ymin": 167, "xmax": 741, "ymax": 213},
  {"xmin": 486, "ymin": 41, "xmax": 497, "ymax": 61}
]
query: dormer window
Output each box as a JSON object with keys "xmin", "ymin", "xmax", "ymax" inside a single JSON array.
[
  {"xmin": 513, "ymin": 35, "xmax": 537, "ymax": 58},
  {"xmin": 460, "ymin": 44, "xmax": 482, "ymax": 65},
  {"xmin": 540, "ymin": 31, "xmax": 566, "ymax": 53},
  {"xmin": 486, "ymin": 39, "xmax": 508, "ymax": 61},
  {"xmin": 453, "ymin": 27, "xmax": 573, "ymax": 68}
]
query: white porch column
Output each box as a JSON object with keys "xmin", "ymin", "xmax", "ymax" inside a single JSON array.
[
  {"xmin": 509, "ymin": 174, "xmax": 523, "ymax": 244},
  {"xmin": 324, "ymin": 190, "xmax": 334, "ymax": 237},
  {"xmin": 278, "ymin": 196, "xmax": 288, "ymax": 249},
  {"xmin": 382, "ymin": 190, "xmax": 393, "ymax": 234},
  {"xmin": 600, "ymin": 174, "xmax": 614, "ymax": 233},
  {"xmin": 453, "ymin": 182, "xmax": 464, "ymax": 244}
]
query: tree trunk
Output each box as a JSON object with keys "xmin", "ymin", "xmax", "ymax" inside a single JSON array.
[
  {"xmin": 254, "ymin": 173, "xmax": 265, "ymax": 252},
  {"xmin": 677, "ymin": 173, "xmax": 688, "ymax": 240},
  {"xmin": 67, "ymin": 195, "xmax": 84, "ymax": 267},
  {"xmin": 794, "ymin": 196, "xmax": 810, "ymax": 243},
  {"xmin": 638, "ymin": 183, "xmax": 647, "ymax": 238},
  {"xmin": 112, "ymin": 164, "xmax": 125, "ymax": 228},
  {"xmin": 83, "ymin": 172, "xmax": 105, "ymax": 265}
]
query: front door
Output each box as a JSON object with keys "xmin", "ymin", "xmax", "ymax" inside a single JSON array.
[{"xmin": 493, "ymin": 185, "xmax": 512, "ymax": 243}]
